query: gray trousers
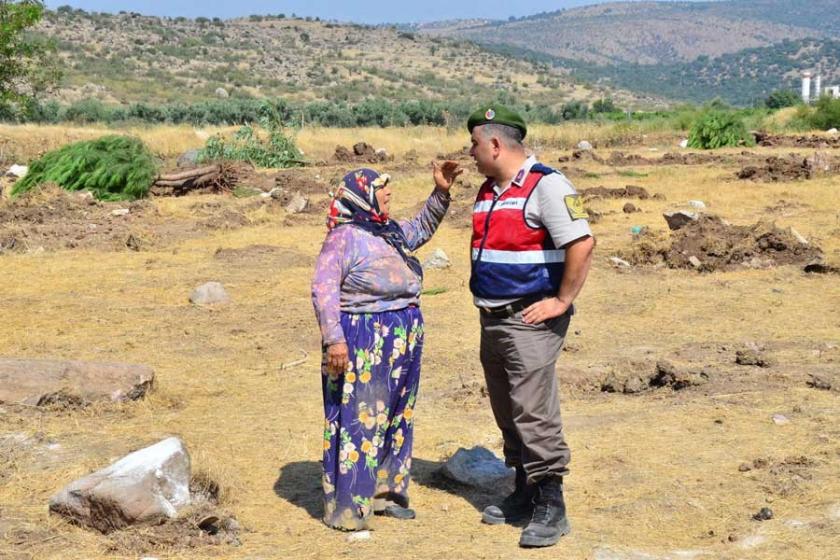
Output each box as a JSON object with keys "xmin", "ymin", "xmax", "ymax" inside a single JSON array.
[{"xmin": 480, "ymin": 310, "xmax": 571, "ymax": 483}]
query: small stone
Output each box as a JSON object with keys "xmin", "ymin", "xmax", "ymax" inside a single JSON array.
[
  {"xmin": 576, "ymin": 140, "xmax": 593, "ymax": 151},
  {"xmin": 176, "ymin": 150, "xmax": 200, "ymax": 167},
  {"xmin": 622, "ymin": 202, "xmax": 639, "ymax": 213},
  {"xmin": 735, "ymin": 349, "xmax": 774, "ymax": 368},
  {"xmin": 215, "ymin": 87, "xmax": 229, "ymax": 98},
  {"xmin": 609, "ymin": 256, "xmax": 631, "ymax": 268},
  {"xmin": 688, "ymin": 256, "xmax": 702, "ymax": 269},
  {"xmin": 771, "ymin": 414, "xmax": 789, "ymax": 425},
  {"xmin": 347, "ymin": 530, "xmax": 371, "ymax": 542},
  {"xmin": 423, "ymin": 248, "xmax": 451, "ymax": 270},
  {"xmin": 284, "ymin": 192, "xmax": 309, "ymax": 214},
  {"xmin": 189, "ymin": 282, "xmax": 230, "ymax": 305},
  {"xmin": 828, "ymin": 128, "xmax": 838, "ymax": 135},
  {"xmin": 737, "ymin": 534, "xmax": 767, "ymax": 549},
  {"xmin": 679, "ymin": 139, "xmax": 689, "ymax": 148},
  {"xmin": 622, "ymin": 376, "xmax": 647, "ymax": 394},
  {"xmin": 440, "ymin": 446, "xmax": 514, "ymax": 490},
  {"xmin": 268, "ymin": 187, "xmax": 285, "ymax": 200},
  {"xmin": 753, "ymin": 507, "xmax": 773, "ymax": 521},
  {"xmin": 217, "ymin": 516, "xmax": 239, "ymax": 532},
  {"xmin": 6, "ymin": 164, "xmax": 28, "ymax": 178},
  {"xmin": 111, "ymin": 208, "xmax": 130, "ymax": 216},
  {"xmin": 663, "ymin": 210, "xmax": 698, "ymax": 231},
  {"xmin": 738, "ymin": 463, "xmax": 752, "ymax": 472},
  {"xmin": 807, "ymin": 374, "xmax": 832, "ymax": 390},
  {"xmin": 125, "ymin": 234, "xmax": 142, "ymax": 252},
  {"xmin": 688, "ymin": 200, "xmax": 706, "ymax": 209}
]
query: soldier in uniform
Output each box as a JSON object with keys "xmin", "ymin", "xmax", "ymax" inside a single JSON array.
[{"xmin": 466, "ymin": 104, "xmax": 595, "ymax": 548}]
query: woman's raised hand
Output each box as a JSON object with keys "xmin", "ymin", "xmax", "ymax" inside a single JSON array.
[{"xmin": 432, "ymin": 160, "xmax": 463, "ymax": 192}]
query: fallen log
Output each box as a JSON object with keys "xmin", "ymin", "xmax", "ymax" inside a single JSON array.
[
  {"xmin": 150, "ymin": 161, "xmax": 249, "ymax": 196},
  {"xmin": 156, "ymin": 165, "xmax": 220, "ymax": 182}
]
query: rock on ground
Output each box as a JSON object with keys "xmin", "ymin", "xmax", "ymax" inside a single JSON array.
[
  {"xmin": 0, "ymin": 358, "xmax": 154, "ymax": 406},
  {"xmin": 663, "ymin": 211, "xmax": 698, "ymax": 231},
  {"xmin": 440, "ymin": 446, "xmax": 514, "ymax": 490},
  {"xmin": 284, "ymin": 192, "xmax": 309, "ymax": 214},
  {"xmin": 49, "ymin": 437, "xmax": 191, "ymax": 533},
  {"xmin": 190, "ymin": 282, "xmax": 230, "ymax": 305},
  {"xmin": 423, "ymin": 248, "xmax": 451, "ymax": 270}
]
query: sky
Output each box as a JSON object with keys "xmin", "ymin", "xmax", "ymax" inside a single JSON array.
[{"xmin": 42, "ymin": 0, "xmax": 682, "ymax": 24}]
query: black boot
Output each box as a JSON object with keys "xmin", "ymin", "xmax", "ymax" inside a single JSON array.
[
  {"xmin": 519, "ymin": 477, "xmax": 570, "ymax": 547},
  {"xmin": 482, "ymin": 467, "xmax": 535, "ymax": 525}
]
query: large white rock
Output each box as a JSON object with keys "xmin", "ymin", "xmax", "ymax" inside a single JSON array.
[
  {"xmin": 440, "ymin": 446, "xmax": 514, "ymax": 490},
  {"xmin": 576, "ymin": 140, "xmax": 593, "ymax": 151},
  {"xmin": 49, "ymin": 437, "xmax": 191, "ymax": 533},
  {"xmin": 423, "ymin": 248, "xmax": 451, "ymax": 270},
  {"xmin": 190, "ymin": 282, "xmax": 230, "ymax": 305}
]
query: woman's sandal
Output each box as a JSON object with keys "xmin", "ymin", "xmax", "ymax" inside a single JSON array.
[{"xmin": 374, "ymin": 504, "xmax": 416, "ymax": 520}]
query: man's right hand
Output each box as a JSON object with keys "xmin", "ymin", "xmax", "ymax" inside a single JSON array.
[{"xmin": 326, "ymin": 342, "xmax": 349, "ymax": 375}]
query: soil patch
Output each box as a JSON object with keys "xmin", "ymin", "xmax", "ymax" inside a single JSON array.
[
  {"xmin": 560, "ymin": 150, "xmax": 761, "ymax": 168},
  {"xmin": 332, "ymin": 142, "xmax": 393, "ymax": 164},
  {"xmin": 437, "ymin": 146, "xmax": 471, "ymax": 161},
  {"xmin": 621, "ymin": 214, "xmax": 822, "ymax": 271},
  {"xmin": 580, "ymin": 185, "xmax": 653, "ymax": 199},
  {"xmin": 0, "ymin": 185, "xmax": 165, "ymax": 254},
  {"xmin": 273, "ymin": 168, "xmax": 332, "ymax": 196},
  {"xmin": 736, "ymin": 152, "xmax": 839, "ymax": 181},
  {"xmin": 755, "ymin": 132, "xmax": 840, "ymax": 149},
  {"xmin": 213, "ymin": 244, "xmax": 313, "ymax": 268}
]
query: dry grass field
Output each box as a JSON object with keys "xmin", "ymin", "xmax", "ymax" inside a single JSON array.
[{"xmin": 1, "ymin": 122, "xmax": 839, "ymax": 560}]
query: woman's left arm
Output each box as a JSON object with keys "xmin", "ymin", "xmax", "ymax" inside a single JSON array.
[
  {"xmin": 399, "ymin": 161, "xmax": 462, "ymax": 250},
  {"xmin": 399, "ymin": 188, "xmax": 451, "ymax": 251}
]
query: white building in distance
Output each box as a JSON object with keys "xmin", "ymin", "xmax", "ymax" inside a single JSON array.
[{"xmin": 802, "ymin": 70, "xmax": 840, "ymax": 103}]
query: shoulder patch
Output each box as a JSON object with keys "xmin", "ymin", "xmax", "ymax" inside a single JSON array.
[{"xmin": 564, "ymin": 194, "xmax": 588, "ymax": 220}]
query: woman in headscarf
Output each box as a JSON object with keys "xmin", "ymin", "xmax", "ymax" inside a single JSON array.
[{"xmin": 312, "ymin": 162, "xmax": 462, "ymax": 531}]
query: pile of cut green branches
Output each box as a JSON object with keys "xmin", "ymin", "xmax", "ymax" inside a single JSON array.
[
  {"xmin": 12, "ymin": 135, "xmax": 158, "ymax": 200},
  {"xmin": 198, "ymin": 115, "xmax": 305, "ymax": 168}
]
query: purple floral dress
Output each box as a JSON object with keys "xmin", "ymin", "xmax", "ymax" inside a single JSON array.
[{"xmin": 312, "ymin": 189, "xmax": 449, "ymax": 530}]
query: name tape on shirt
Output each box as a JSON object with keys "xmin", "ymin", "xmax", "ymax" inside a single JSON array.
[{"xmin": 564, "ymin": 194, "xmax": 588, "ymax": 220}]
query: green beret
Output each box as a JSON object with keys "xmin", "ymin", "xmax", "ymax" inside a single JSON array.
[{"xmin": 467, "ymin": 104, "xmax": 527, "ymax": 139}]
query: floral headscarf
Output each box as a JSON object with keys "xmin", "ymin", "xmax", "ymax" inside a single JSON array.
[{"xmin": 326, "ymin": 168, "xmax": 423, "ymax": 279}]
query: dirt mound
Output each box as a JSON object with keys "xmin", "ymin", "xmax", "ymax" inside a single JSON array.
[
  {"xmin": 580, "ymin": 185, "xmax": 652, "ymax": 199},
  {"xmin": 622, "ymin": 214, "xmax": 822, "ymax": 271},
  {"xmin": 273, "ymin": 168, "xmax": 331, "ymax": 196},
  {"xmin": 436, "ymin": 146, "xmax": 471, "ymax": 160},
  {"xmin": 737, "ymin": 152, "xmax": 839, "ymax": 181},
  {"xmin": 332, "ymin": 142, "xmax": 393, "ymax": 164},
  {"xmin": 560, "ymin": 150, "xmax": 762, "ymax": 168},
  {"xmin": 0, "ymin": 185, "xmax": 159, "ymax": 254},
  {"xmin": 755, "ymin": 132, "xmax": 840, "ymax": 149}
]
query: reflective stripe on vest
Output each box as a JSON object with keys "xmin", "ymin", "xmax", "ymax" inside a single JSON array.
[{"xmin": 469, "ymin": 165, "xmax": 564, "ymax": 299}]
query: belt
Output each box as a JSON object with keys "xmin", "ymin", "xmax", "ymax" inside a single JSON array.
[{"xmin": 479, "ymin": 295, "xmax": 548, "ymax": 318}]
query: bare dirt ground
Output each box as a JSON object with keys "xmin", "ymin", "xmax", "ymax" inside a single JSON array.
[{"xmin": 1, "ymin": 125, "xmax": 839, "ymax": 560}]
